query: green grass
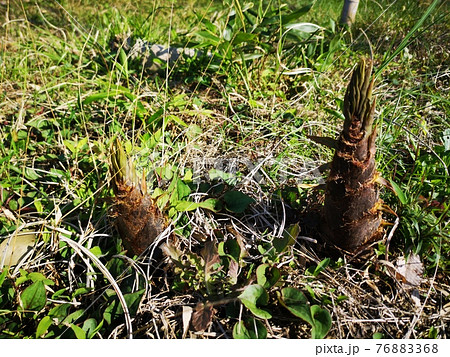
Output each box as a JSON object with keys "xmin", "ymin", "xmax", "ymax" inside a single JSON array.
[{"xmin": 0, "ymin": 0, "xmax": 448, "ymax": 339}]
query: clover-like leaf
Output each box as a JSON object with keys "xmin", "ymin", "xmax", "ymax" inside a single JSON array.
[
  {"xmin": 279, "ymin": 287, "xmax": 313, "ymax": 326},
  {"xmin": 256, "ymin": 264, "xmax": 281, "ymax": 289},
  {"xmin": 238, "ymin": 284, "xmax": 272, "ymax": 319},
  {"xmin": 280, "ymin": 287, "xmax": 332, "ymax": 339},
  {"xmin": 82, "ymin": 318, "xmax": 98, "ymax": 339},
  {"xmin": 310, "ymin": 305, "xmax": 332, "ymax": 339}
]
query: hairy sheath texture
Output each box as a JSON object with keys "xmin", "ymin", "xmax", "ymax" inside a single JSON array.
[
  {"xmin": 323, "ymin": 59, "xmax": 383, "ymax": 252},
  {"xmin": 110, "ymin": 139, "xmax": 166, "ymax": 256}
]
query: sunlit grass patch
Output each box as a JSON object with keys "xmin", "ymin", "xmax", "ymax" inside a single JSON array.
[{"xmin": 0, "ymin": 0, "xmax": 448, "ymax": 339}]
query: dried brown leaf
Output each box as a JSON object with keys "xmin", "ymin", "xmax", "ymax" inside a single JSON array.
[
  {"xmin": 161, "ymin": 242, "xmax": 181, "ymax": 261},
  {"xmin": 191, "ymin": 303, "xmax": 215, "ymax": 332},
  {"xmin": 0, "ymin": 232, "xmax": 36, "ymax": 267},
  {"xmin": 395, "ymin": 253, "xmax": 423, "ymax": 287},
  {"xmin": 228, "ymin": 259, "xmax": 239, "ymax": 283},
  {"xmin": 201, "ymin": 240, "xmax": 220, "ymax": 275},
  {"xmin": 182, "ymin": 306, "xmax": 193, "ymax": 338},
  {"xmin": 0, "ymin": 207, "xmax": 15, "ymax": 221}
]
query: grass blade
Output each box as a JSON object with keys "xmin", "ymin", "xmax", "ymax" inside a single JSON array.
[{"xmin": 374, "ymin": 0, "xmax": 440, "ymax": 77}]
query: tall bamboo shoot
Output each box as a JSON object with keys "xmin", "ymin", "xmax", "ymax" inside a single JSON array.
[
  {"xmin": 322, "ymin": 59, "xmax": 383, "ymax": 252},
  {"xmin": 110, "ymin": 139, "xmax": 166, "ymax": 256}
]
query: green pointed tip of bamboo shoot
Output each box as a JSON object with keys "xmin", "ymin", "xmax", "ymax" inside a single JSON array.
[
  {"xmin": 343, "ymin": 59, "xmax": 376, "ymax": 139},
  {"xmin": 110, "ymin": 138, "xmax": 139, "ymax": 190}
]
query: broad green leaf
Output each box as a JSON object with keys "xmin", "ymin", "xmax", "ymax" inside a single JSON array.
[
  {"xmin": 238, "ymin": 284, "xmax": 271, "ymax": 319},
  {"xmin": 279, "ymin": 287, "xmax": 313, "ymax": 326},
  {"xmin": 167, "ymin": 114, "xmax": 188, "ymax": 127},
  {"xmin": 63, "ymin": 140, "xmax": 76, "ymax": 153},
  {"xmin": 256, "ymin": 264, "xmax": 281, "ymax": 289},
  {"xmin": 89, "ymin": 319, "xmax": 104, "ymax": 339},
  {"xmin": 175, "ymin": 200, "xmax": 201, "ymax": 212},
  {"xmin": 36, "ymin": 315, "xmax": 52, "ymax": 338},
  {"xmin": 34, "ymin": 198, "xmax": 43, "ymax": 213},
  {"xmin": 151, "ymin": 187, "xmax": 165, "ymax": 199},
  {"xmin": 16, "ymin": 269, "xmax": 30, "ymax": 285},
  {"xmin": 72, "ymin": 287, "xmax": 91, "ymax": 299},
  {"xmin": 89, "ymin": 246, "xmax": 103, "ymax": 258},
  {"xmin": 208, "ymin": 169, "xmax": 237, "ymax": 185},
  {"xmin": 29, "ymin": 272, "xmax": 54, "ymax": 286},
  {"xmin": 218, "ymin": 239, "xmax": 241, "ymax": 262},
  {"xmin": 48, "ymin": 303, "xmax": 71, "ymax": 324},
  {"xmin": 9, "ymin": 199, "xmax": 18, "ymax": 211},
  {"xmin": 198, "ymin": 198, "xmax": 220, "ymax": 212},
  {"xmin": 195, "ymin": 31, "xmax": 221, "ymax": 46},
  {"xmin": 118, "ymin": 48, "xmax": 128, "ymax": 74},
  {"xmin": 24, "ymin": 167, "xmax": 41, "ymax": 180},
  {"xmin": 70, "ymin": 324, "xmax": 86, "ymax": 339},
  {"xmin": 233, "ymin": 318, "xmax": 267, "ymax": 339},
  {"xmin": 241, "ymin": 53, "xmax": 264, "ymax": 61},
  {"xmin": 51, "ymin": 288, "xmax": 69, "ymax": 300},
  {"xmin": 310, "ymin": 305, "xmax": 332, "ymax": 339},
  {"xmin": 232, "ymin": 32, "xmax": 258, "ymax": 45},
  {"xmin": 156, "ymin": 192, "xmax": 170, "ymax": 210},
  {"xmin": 169, "ymin": 93, "xmax": 188, "ymax": 108},
  {"xmin": 176, "ymin": 178, "xmax": 191, "ymax": 201},
  {"xmin": 324, "ymin": 107, "xmax": 345, "ymax": 121},
  {"xmin": 116, "ymin": 289, "xmax": 145, "ymax": 316},
  {"xmin": 314, "ymin": 258, "xmax": 330, "ymax": 276},
  {"xmin": 103, "ymin": 300, "xmax": 118, "ymax": 325},
  {"xmin": 224, "ymin": 191, "xmax": 255, "ymax": 213},
  {"xmin": 147, "ymin": 108, "xmax": 164, "ymax": 126},
  {"xmin": 20, "ymin": 280, "xmax": 46, "ymax": 311},
  {"xmin": 305, "ymin": 285, "xmax": 316, "ymax": 300},
  {"xmin": 83, "ymin": 91, "xmax": 120, "ymax": 105},
  {"xmin": 82, "ymin": 318, "xmax": 98, "ymax": 339},
  {"xmin": 62, "ymin": 309, "xmax": 85, "ymax": 325}
]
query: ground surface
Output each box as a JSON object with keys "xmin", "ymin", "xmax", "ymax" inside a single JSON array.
[{"xmin": 0, "ymin": 0, "xmax": 449, "ymax": 339}]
